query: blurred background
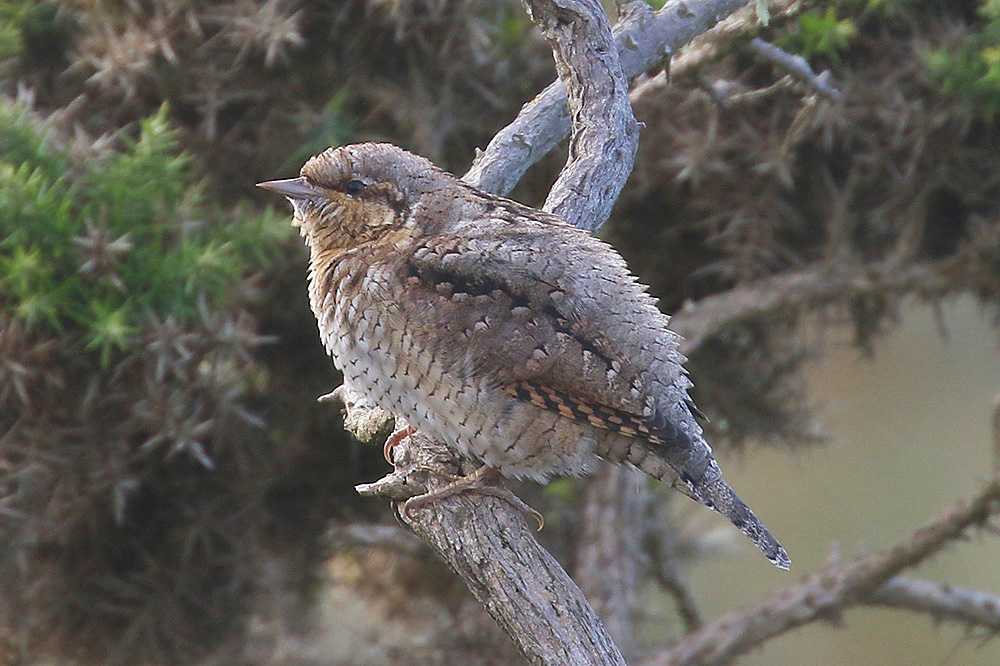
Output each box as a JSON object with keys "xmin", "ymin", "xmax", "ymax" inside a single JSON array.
[{"xmin": 1, "ymin": 0, "xmax": 999, "ymax": 664}]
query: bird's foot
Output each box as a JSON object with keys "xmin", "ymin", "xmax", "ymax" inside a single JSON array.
[
  {"xmin": 403, "ymin": 465, "xmax": 544, "ymax": 531},
  {"xmin": 383, "ymin": 425, "xmax": 416, "ymax": 464}
]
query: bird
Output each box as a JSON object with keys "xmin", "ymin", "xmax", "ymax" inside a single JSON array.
[{"xmin": 258, "ymin": 142, "xmax": 790, "ymax": 570}]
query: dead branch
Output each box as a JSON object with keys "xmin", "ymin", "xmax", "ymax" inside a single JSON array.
[
  {"xmin": 747, "ymin": 37, "xmax": 840, "ymax": 100},
  {"xmin": 669, "ymin": 262, "xmax": 949, "ymax": 356},
  {"xmin": 666, "ymin": 0, "xmax": 814, "ymax": 80},
  {"xmin": 464, "ymin": 0, "xmax": 756, "ymax": 197},
  {"xmin": 521, "ymin": 0, "xmax": 639, "ymax": 233},
  {"xmin": 639, "ymin": 479, "xmax": 1000, "ymax": 666},
  {"xmin": 865, "ymin": 576, "xmax": 1000, "ymax": 632}
]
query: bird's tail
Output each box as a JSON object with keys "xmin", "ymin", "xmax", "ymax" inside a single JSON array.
[
  {"xmin": 607, "ymin": 437, "xmax": 791, "ymax": 570},
  {"xmin": 688, "ymin": 471, "xmax": 791, "ymax": 570}
]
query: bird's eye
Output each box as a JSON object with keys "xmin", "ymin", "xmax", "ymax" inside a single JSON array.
[{"xmin": 345, "ymin": 179, "xmax": 367, "ymax": 195}]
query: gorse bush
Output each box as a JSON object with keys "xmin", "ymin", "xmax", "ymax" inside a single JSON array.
[
  {"xmin": 0, "ymin": 98, "xmax": 309, "ymax": 665},
  {"xmin": 0, "ymin": 101, "xmax": 287, "ymax": 364},
  {"xmin": 926, "ymin": 0, "xmax": 1000, "ymax": 118}
]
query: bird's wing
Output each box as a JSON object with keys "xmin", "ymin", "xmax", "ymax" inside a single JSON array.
[{"xmin": 399, "ymin": 221, "xmax": 690, "ymax": 431}]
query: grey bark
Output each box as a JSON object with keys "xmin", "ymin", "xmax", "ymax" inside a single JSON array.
[
  {"xmin": 369, "ymin": 430, "xmax": 628, "ymax": 665},
  {"xmin": 463, "ymin": 0, "xmax": 754, "ymax": 199},
  {"xmin": 520, "ymin": 0, "xmax": 640, "ymax": 233},
  {"xmin": 574, "ymin": 466, "xmax": 648, "ymax": 659}
]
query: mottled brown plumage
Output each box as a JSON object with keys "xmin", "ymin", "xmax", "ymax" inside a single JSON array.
[{"xmin": 259, "ymin": 143, "xmax": 790, "ymax": 569}]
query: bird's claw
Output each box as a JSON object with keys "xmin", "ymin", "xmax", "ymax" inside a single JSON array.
[
  {"xmin": 383, "ymin": 425, "xmax": 416, "ymax": 464},
  {"xmin": 402, "ymin": 465, "xmax": 544, "ymax": 531}
]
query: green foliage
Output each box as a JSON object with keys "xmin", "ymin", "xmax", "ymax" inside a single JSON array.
[
  {"xmin": 0, "ymin": 100, "xmax": 288, "ymax": 363},
  {"xmin": 779, "ymin": 7, "xmax": 858, "ymax": 62},
  {"xmin": 926, "ymin": 0, "xmax": 1000, "ymax": 118}
]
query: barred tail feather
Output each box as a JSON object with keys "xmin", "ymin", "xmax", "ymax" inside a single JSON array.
[
  {"xmin": 605, "ymin": 436, "xmax": 791, "ymax": 570},
  {"xmin": 510, "ymin": 380, "xmax": 791, "ymax": 569},
  {"xmin": 690, "ymin": 475, "xmax": 791, "ymax": 570}
]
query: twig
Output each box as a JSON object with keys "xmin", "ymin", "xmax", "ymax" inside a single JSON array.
[
  {"xmin": 644, "ymin": 494, "xmax": 705, "ymax": 633},
  {"xmin": 649, "ymin": 540, "xmax": 704, "ymax": 632},
  {"xmin": 639, "ymin": 479, "xmax": 1000, "ymax": 666},
  {"xmin": 665, "ymin": 0, "xmax": 816, "ymax": 81},
  {"xmin": 747, "ymin": 37, "xmax": 840, "ymax": 101},
  {"xmin": 866, "ymin": 576, "xmax": 1000, "ymax": 632},
  {"xmin": 630, "ymin": 0, "xmax": 816, "ymax": 106}
]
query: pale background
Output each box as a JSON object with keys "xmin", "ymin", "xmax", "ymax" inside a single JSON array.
[{"xmin": 644, "ymin": 297, "xmax": 1000, "ymax": 665}]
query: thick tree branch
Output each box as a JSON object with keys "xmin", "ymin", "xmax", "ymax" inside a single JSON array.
[
  {"xmin": 463, "ymin": 0, "xmax": 756, "ymax": 197},
  {"xmin": 640, "ymin": 479, "xmax": 1000, "ymax": 666},
  {"xmin": 521, "ymin": 0, "xmax": 639, "ymax": 232},
  {"xmin": 358, "ymin": 430, "xmax": 628, "ymax": 666}
]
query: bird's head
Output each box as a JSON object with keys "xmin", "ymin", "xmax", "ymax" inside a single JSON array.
[{"xmin": 258, "ymin": 143, "xmax": 455, "ymax": 254}]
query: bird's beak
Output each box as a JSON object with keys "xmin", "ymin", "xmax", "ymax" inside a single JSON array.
[{"xmin": 256, "ymin": 177, "xmax": 318, "ymax": 200}]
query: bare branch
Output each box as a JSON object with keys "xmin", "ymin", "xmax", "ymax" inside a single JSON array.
[
  {"xmin": 866, "ymin": 577, "xmax": 1000, "ymax": 632},
  {"xmin": 640, "ymin": 480, "xmax": 1000, "ymax": 666},
  {"xmin": 665, "ymin": 0, "xmax": 814, "ymax": 81},
  {"xmin": 463, "ymin": 0, "xmax": 756, "ymax": 198},
  {"xmin": 669, "ymin": 262, "xmax": 949, "ymax": 356},
  {"xmin": 575, "ymin": 466, "xmax": 649, "ymax": 657},
  {"xmin": 648, "ymin": 533, "xmax": 704, "ymax": 632},
  {"xmin": 521, "ymin": 0, "xmax": 639, "ymax": 232}
]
